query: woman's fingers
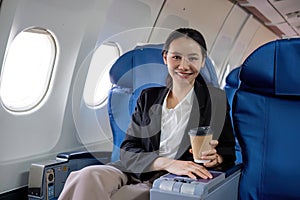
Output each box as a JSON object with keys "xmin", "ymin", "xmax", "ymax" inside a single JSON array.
[
  {"xmin": 186, "ymin": 162, "xmax": 213, "ymax": 179},
  {"xmin": 167, "ymin": 160, "xmax": 213, "ymax": 179},
  {"xmin": 209, "ymin": 140, "xmax": 218, "ymax": 148},
  {"xmin": 203, "ymin": 154, "xmax": 219, "ymax": 168},
  {"xmin": 192, "ymin": 165, "xmax": 213, "ymax": 179}
]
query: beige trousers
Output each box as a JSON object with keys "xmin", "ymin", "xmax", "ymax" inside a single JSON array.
[{"xmin": 58, "ymin": 165, "xmax": 151, "ymax": 200}]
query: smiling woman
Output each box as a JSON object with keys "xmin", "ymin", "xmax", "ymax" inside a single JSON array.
[
  {"xmin": 162, "ymin": 28, "xmax": 207, "ymax": 90},
  {"xmin": 163, "ymin": 37, "xmax": 205, "ymax": 87}
]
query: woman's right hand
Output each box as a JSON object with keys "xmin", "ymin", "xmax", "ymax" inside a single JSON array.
[{"xmin": 152, "ymin": 157, "xmax": 213, "ymax": 179}]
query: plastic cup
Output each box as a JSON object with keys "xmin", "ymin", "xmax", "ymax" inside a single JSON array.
[{"xmin": 188, "ymin": 126, "xmax": 213, "ymax": 163}]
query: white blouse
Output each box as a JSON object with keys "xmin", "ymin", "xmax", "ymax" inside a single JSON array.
[{"xmin": 159, "ymin": 88, "xmax": 194, "ymax": 158}]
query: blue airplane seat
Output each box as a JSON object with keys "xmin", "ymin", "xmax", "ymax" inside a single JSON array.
[
  {"xmin": 108, "ymin": 44, "xmax": 220, "ymax": 162},
  {"xmin": 233, "ymin": 38, "xmax": 300, "ymax": 200},
  {"xmin": 224, "ymin": 67, "xmax": 242, "ymax": 164},
  {"xmin": 107, "ymin": 44, "xmax": 168, "ymax": 162}
]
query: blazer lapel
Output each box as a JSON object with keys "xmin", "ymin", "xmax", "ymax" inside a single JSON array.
[{"xmin": 148, "ymin": 88, "xmax": 169, "ymax": 150}]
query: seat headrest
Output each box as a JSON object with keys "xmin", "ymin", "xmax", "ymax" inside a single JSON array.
[
  {"xmin": 109, "ymin": 44, "xmax": 165, "ymax": 89},
  {"xmin": 109, "ymin": 43, "xmax": 220, "ymax": 88},
  {"xmin": 240, "ymin": 38, "xmax": 300, "ymax": 96}
]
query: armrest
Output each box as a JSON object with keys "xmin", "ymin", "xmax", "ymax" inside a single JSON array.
[
  {"xmin": 28, "ymin": 150, "xmax": 112, "ymax": 200},
  {"xmin": 56, "ymin": 151, "xmax": 112, "ymax": 164},
  {"xmin": 150, "ymin": 164, "xmax": 241, "ymax": 200},
  {"xmin": 224, "ymin": 163, "xmax": 243, "ymax": 177}
]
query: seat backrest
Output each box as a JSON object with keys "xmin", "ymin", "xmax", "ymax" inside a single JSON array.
[
  {"xmin": 233, "ymin": 38, "xmax": 300, "ymax": 200},
  {"xmin": 108, "ymin": 44, "xmax": 220, "ymax": 162},
  {"xmin": 108, "ymin": 44, "xmax": 168, "ymax": 162},
  {"xmin": 224, "ymin": 66, "xmax": 242, "ymax": 164}
]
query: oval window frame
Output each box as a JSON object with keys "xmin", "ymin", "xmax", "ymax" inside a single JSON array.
[
  {"xmin": 0, "ymin": 27, "xmax": 57, "ymax": 112},
  {"xmin": 83, "ymin": 42, "xmax": 121, "ymax": 108}
]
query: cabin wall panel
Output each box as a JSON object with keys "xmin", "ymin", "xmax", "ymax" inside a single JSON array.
[
  {"xmin": 0, "ymin": 0, "xmax": 112, "ymax": 193},
  {"xmin": 149, "ymin": 0, "xmax": 233, "ymax": 50},
  {"xmin": 242, "ymin": 25, "xmax": 278, "ymax": 62},
  {"xmin": 96, "ymin": 0, "xmax": 165, "ymax": 52}
]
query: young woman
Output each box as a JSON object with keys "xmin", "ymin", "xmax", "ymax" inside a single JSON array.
[{"xmin": 58, "ymin": 28, "xmax": 236, "ymax": 200}]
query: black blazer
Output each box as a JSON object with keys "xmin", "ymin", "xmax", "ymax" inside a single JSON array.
[{"xmin": 110, "ymin": 77, "xmax": 236, "ymax": 181}]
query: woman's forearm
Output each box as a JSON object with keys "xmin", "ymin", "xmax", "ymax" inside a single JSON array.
[{"xmin": 150, "ymin": 157, "xmax": 175, "ymax": 171}]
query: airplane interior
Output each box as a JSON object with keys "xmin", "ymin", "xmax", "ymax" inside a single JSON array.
[{"xmin": 0, "ymin": 0, "xmax": 300, "ymax": 199}]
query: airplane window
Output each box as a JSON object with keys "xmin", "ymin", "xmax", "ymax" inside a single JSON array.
[
  {"xmin": 0, "ymin": 28, "xmax": 56, "ymax": 112},
  {"xmin": 83, "ymin": 42, "xmax": 120, "ymax": 107}
]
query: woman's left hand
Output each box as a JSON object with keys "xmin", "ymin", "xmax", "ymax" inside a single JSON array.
[
  {"xmin": 189, "ymin": 140, "xmax": 223, "ymax": 167},
  {"xmin": 201, "ymin": 140, "xmax": 223, "ymax": 167}
]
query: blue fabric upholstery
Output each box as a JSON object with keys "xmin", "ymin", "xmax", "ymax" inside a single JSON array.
[
  {"xmin": 233, "ymin": 38, "xmax": 300, "ymax": 200},
  {"xmin": 224, "ymin": 67, "xmax": 242, "ymax": 164},
  {"xmin": 224, "ymin": 67, "xmax": 240, "ymax": 104}
]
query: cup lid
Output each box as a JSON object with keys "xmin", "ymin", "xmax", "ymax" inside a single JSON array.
[{"xmin": 188, "ymin": 126, "xmax": 212, "ymax": 136}]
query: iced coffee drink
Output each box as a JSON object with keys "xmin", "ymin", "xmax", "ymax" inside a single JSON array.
[{"xmin": 188, "ymin": 126, "xmax": 213, "ymax": 163}]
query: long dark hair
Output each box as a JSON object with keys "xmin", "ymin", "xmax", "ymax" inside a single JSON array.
[{"xmin": 163, "ymin": 28, "xmax": 207, "ymax": 88}]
